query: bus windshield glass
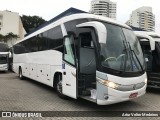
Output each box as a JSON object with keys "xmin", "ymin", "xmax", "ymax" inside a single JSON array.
[
  {"xmin": 0, "ymin": 43, "xmax": 9, "ymax": 52},
  {"xmin": 100, "ymin": 23, "xmax": 145, "ymax": 72},
  {"xmin": 0, "ymin": 55, "xmax": 8, "ymax": 64}
]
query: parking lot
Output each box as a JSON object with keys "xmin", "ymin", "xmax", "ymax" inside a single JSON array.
[{"xmin": 0, "ymin": 71, "xmax": 160, "ymax": 120}]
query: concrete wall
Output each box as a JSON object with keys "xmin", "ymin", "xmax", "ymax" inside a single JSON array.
[{"xmin": 0, "ymin": 10, "xmax": 26, "ymax": 47}]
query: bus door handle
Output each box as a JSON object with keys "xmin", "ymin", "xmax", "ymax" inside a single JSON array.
[{"xmin": 66, "ymin": 83, "xmax": 71, "ymax": 86}]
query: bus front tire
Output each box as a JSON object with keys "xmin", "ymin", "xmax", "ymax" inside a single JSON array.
[
  {"xmin": 19, "ymin": 68, "xmax": 24, "ymax": 80},
  {"xmin": 55, "ymin": 75, "xmax": 67, "ymax": 99}
]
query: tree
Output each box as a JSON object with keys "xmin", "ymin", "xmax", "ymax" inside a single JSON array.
[
  {"xmin": 0, "ymin": 33, "xmax": 19, "ymax": 46},
  {"xmin": 0, "ymin": 34, "xmax": 9, "ymax": 43},
  {"xmin": 21, "ymin": 15, "xmax": 46, "ymax": 33},
  {"xmin": 0, "ymin": 34, "xmax": 4, "ymax": 42},
  {"xmin": 6, "ymin": 32, "xmax": 19, "ymax": 40},
  {"xmin": 5, "ymin": 32, "xmax": 19, "ymax": 46}
]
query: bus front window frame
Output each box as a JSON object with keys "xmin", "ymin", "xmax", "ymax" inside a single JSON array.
[{"xmin": 98, "ymin": 22, "xmax": 145, "ymax": 77}]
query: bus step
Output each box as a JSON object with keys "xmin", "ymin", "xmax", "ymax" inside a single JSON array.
[{"xmin": 82, "ymin": 90, "xmax": 91, "ymax": 96}]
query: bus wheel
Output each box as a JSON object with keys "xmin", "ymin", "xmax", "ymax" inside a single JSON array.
[
  {"xmin": 55, "ymin": 75, "xmax": 67, "ymax": 99},
  {"xmin": 19, "ymin": 68, "xmax": 24, "ymax": 80}
]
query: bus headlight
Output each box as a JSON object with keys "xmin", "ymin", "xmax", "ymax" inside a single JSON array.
[
  {"xmin": 97, "ymin": 77, "xmax": 119, "ymax": 89},
  {"xmin": 144, "ymin": 78, "xmax": 147, "ymax": 84},
  {"xmin": 107, "ymin": 81, "xmax": 119, "ymax": 89}
]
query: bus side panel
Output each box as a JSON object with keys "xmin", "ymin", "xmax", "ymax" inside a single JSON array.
[
  {"xmin": 13, "ymin": 50, "xmax": 63, "ymax": 87},
  {"xmin": 23, "ymin": 63, "xmax": 29, "ymax": 77},
  {"xmin": 37, "ymin": 64, "xmax": 44, "ymax": 83},
  {"xmin": 13, "ymin": 62, "xmax": 19, "ymax": 74},
  {"xmin": 29, "ymin": 63, "xmax": 37, "ymax": 80},
  {"xmin": 13, "ymin": 54, "xmax": 27, "ymax": 74},
  {"xmin": 46, "ymin": 65, "xmax": 51, "ymax": 83},
  {"xmin": 36, "ymin": 64, "xmax": 51, "ymax": 86}
]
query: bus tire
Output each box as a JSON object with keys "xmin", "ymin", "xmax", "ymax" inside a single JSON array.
[
  {"xmin": 55, "ymin": 74, "xmax": 67, "ymax": 99},
  {"xmin": 19, "ymin": 67, "xmax": 24, "ymax": 80}
]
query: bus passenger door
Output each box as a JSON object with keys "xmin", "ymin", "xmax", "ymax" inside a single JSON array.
[
  {"xmin": 62, "ymin": 35, "xmax": 77, "ymax": 99},
  {"xmin": 139, "ymin": 39, "xmax": 153, "ymax": 71}
]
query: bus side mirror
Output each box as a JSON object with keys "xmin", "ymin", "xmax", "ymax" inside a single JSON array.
[
  {"xmin": 145, "ymin": 58, "xmax": 149, "ymax": 62},
  {"xmin": 76, "ymin": 21, "xmax": 107, "ymax": 44},
  {"xmin": 9, "ymin": 52, "xmax": 12, "ymax": 58}
]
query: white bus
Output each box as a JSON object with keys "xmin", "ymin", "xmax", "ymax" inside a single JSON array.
[
  {"xmin": 135, "ymin": 31, "xmax": 160, "ymax": 88},
  {"xmin": 0, "ymin": 42, "xmax": 9, "ymax": 71},
  {"xmin": 13, "ymin": 13, "xmax": 147, "ymax": 105}
]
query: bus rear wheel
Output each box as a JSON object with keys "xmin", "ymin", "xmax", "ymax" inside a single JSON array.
[
  {"xmin": 19, "ymin": 68, "xmax": 24, "ymax": 80},
  {"xmin": 55, "ymin": 75, "xmax": 67, "ymax": 99}
]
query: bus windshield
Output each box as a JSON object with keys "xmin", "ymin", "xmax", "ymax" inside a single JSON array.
[
  {"xmin": 0, "ymin": 55, "xmax": 8, "ymax": 64},
  {"xmin": 100, "ymin": 23, "xmax": 145, "ymax": 72},
  {"xmin": 0, "ymin": 43, "xmax": 9, "ymax": 52}
]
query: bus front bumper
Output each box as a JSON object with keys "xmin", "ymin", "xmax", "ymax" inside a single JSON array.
[
  {"xmin": 0, "ymin": 64, "xmax": 8, "ymax": 71},
  {"xmin": 97, "ymin": 84, "xmax": 147, "ymax": 105}
]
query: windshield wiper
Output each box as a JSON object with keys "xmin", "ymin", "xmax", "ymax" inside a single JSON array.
[
  {"xmin": 127, "ymin": 42, "xmax": 134, "ymax": 71},
  {"xmin": 121, "ymin": 40, "xmax": 128, "ymax": 73},
  {"xmin": 127, "ymin": 42, "xmax": 144, "ymax": 73}
]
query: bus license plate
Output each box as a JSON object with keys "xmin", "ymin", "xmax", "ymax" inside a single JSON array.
[{"xmin": 129, "ymin": 93, "xmax": 138, "ymax": 99}]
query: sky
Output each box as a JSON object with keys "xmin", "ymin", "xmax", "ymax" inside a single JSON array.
[{"xmin": 0, "ymin": 0, "xmax": 160, "ymax": 33}]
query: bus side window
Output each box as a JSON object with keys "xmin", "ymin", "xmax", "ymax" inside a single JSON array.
[
  {"xmin": 139, "ymin": 39, "xmax": 151, "ymax": 53},
  {"xmin": 139, "ymin": 39, "xmax": 152, "ymax": 71},
  {"xmin": 63, "ymin": 36, "xmax": 76, "ymax": 66},
  {"xmin": 79, "ymin": 32, "xmax": 94, "ymax": 48},
  {"xmin": 38, "ymin": 32, "xmax": 48, "ymax": 51},
  {"xmin": 47, "ymin": 26, "xmax": 63, "ymax": 52}
]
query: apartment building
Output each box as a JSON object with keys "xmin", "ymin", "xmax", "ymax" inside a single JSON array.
[
  {"xmin": 126, "ymin": 6, "xmax": 155, "ymax": 31},
  {"xmin": 90, "ymin": 0, "xmax": 117, "ymax": 20}
]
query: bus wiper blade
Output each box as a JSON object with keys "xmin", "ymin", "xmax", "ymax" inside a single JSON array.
[
  {"xmin": 121, "ymin": 41, "xmax": 127, "ymax": 73},
  {"xmin": 127, "ymin": 42, "xmax": 144, "ymax": 73},
  {"xmin": 127, "ymin": 42, "xmax": 134, "ymax": 71}
]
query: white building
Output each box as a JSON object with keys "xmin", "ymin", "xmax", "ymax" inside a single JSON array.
[
  {"xmin": 90, "ymin": 0, "xmax": 117, "ymax": 20},
  {"xmin": 126, "ymin": 6, "xmax": 155, "ymax": 31},
  {"xmin": 0, "ymin": 10, "xmax": 26, "ymax": 47}
]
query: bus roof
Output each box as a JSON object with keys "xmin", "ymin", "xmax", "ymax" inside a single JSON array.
[
  {"xmin": 135, "ymin": 30, "xmax": 159, "ymax": 35},
  {"xmin": 25, "ymin": 7, "xmax": 87, "ymax": 37},
  {"xmin": 16, "ymin": 10, "xmax": 131, "ymax": 45},
  {"xmin": 134, "ymin": 31, "xmax": 160, "ymax": 50},
  {"xmin": 134, "ymin": 31, "xmax": 160, "ymax": 41}
]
